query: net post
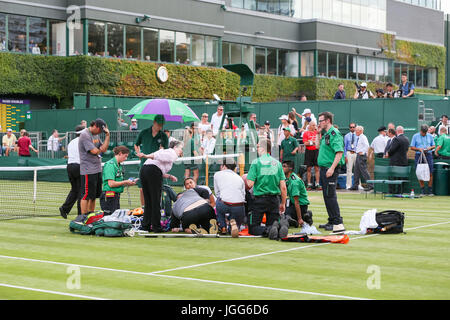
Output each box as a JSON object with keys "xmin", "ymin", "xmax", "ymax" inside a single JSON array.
[
  {"xmin": 33, "ymin": 168, "xmax": 37, "ymax": 204},
  {"xmin": 205, "ymin": 155, "xmax": 209, "ymax": 187},
  {"xmin": 238, "ymin": 153, "xmax": 245, "ymax": 176}
]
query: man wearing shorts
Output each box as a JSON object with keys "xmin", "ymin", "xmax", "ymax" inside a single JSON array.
[
  {"xmin": 79, "ymin": 118, "xmax": 110, "ymax": 214},
  {"xmin": 302, "ymin": 120, "xmax": 321, "ymax": 190}
]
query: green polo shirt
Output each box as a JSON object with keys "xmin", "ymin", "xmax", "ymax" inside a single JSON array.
[
  {"xmin": 437, "ymin": 134, "xmax": 450, "ymax": 157},
  {"xmin": 281, "ymin": 136, "xmax": 299, "ymax": 162},
  {"xmin": 247, "ymin": 153, "xmax": 285, "ymax": 196},
  {"xmin": 134, "ymin": 126, "xmax": 169, "ymax": 165},
  {"xmin": 102, "ymin": 157, "xmax": 125, "ymax": 193},
  {"xmin": 286, "ymin": 172, "xmax": 310, "ymax": 206},
  {"xmin": 317, "ymin": 126, "xmax": 345, "ymax": 168}
]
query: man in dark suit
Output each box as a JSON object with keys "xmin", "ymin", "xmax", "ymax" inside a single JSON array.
[
  {"xmin": 386, "ymin": 126, "xmax": 409, "ymax": 166},
  {"xmin": 385, "ymin": 126, "xmax": 410, "ymax": 194}
]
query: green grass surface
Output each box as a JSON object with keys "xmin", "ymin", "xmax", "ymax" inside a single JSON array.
[{"xmin": 0, "ymin": 191, "xmax": 449, "ymax": 300}]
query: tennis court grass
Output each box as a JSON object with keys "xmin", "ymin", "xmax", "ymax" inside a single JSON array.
[{"xmin": 0, "ymin": 191, "xmax": 449, "ymax": 300}]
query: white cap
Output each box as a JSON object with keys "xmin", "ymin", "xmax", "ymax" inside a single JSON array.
[
  {"xmin": 131, "ymin": 118, "xmax": 137, "ymax": 122},
  {"xmin": 278, "ymin": 115, "xmax": 289, "ymax": 121},
  {"xmin": 361, "ymin": 82, "xmax": 367, "ymax": 87},
  {"xmin": 302, "ymin": 108, "xmax": 312, "ymax": 115},
  {"xmin": 7, "ymin": 128, "xmax": 12, "ymax": 132}
]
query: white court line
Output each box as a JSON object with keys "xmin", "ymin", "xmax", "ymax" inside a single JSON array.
[
  {"xmin": 0, "ymin": 221, "xmax": 448, "ymax": 300},
  {"xmin": 0, "ymin": 283, "xmax": 108, "ymax": 300}
]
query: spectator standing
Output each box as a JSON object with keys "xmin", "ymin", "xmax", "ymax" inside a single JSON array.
[
  {"xmin": 244, "ymin": 113, "xmax": 259, "ymax": 131},
  {"xmin": 386, "ymin": 126, "xmax": 409, "ymax": 166},
  {"xmin": 398, "ymin": 72, "xmax": 415, "ymax": 98},
  {"xmin": 277, "ymin": 115, "xmax": 295, "ymax": 149},
  {"xmin": 214, "ymin": 160, "xmax": 246, "ymax": 237},
  {"xmin": 134, "ymin": 114, "xmax": 168, "ymax": 207},
  {"xmin": 129, "ymin": 119, "xmax": 138, "ymax": 131},
  {"xmin": 384, "ymin": 128, "xmax": 397, "ymax": 157},
  {"xmin": 182, "ymin": 126, "xmax": 200, "ymax": 183},
  {"xmin": 80, "ymin": 120, "xmax": 87, "ymax": 128},
  {"xmin": 2, "ymin": 129, "xmax": 17, "ymax": 156},
  {"xmin": 246, "ymin": 138, "xmax": 288, "ymax": 240},
  {"xmin": 349, "ymin": 126, "xmax": 373, "ymax": 191},
  {"xmin": 354, "ymin": 82, "xmax": 374, "ymax": 99},
  {"xmin": 436, "ymin": 115, "xmax": 450, "ymax": 137},
  {"xmin": 211, "ymin": 105, "xmax": 226, "ymax": 137},
  {"xmin": 47, "ymin": 129, "xmax": 65, "ymax": 152},
  {"xmin": 78, "ymin": 119, "xmax": 110, "ymax": 215},
  {"xmin": 370, "ymin": 126, "xmax": 389, "ymax": 159},
  {"xmin": 435, "ymin": 127, "xmax": 450, "ymax": 159},
  {"xmin": 299, "ymin": 108, "xmax": 317, "ymax": 136},
  {"xmin": 288, "ymin": 111, "xmax": 299, "ymax": 136},
  {"xmin": 302, "ymin": 120, "xmax": 321, "ymax": 190},
  {"xmin": 199, "ymin": 113, "xmax": 212, "ymax": 136},
  {"xmin": 315, "ymin": 111, "xmax": 345, "ymax": 233},
  {"xmin": 16, "ymin": 131, "xmax": 38, "ymax": 157},
  {"xmin": 344, "ymin": 123, "xmax": 357, "ymax": 190},
  {"xmin": 384, "ymin": 83, "xmax": 398, "ymax": 98},
  {"xmin": 410, "ymin": 125, "xmax": 435, "ymax": 196},
  {"xmin": 200, "ymin": 129, "xmax": 216, "ymax": 155},
  {"xmin": 59, "ymin": 125, "xmax": 84, "ymax": 219},
  {"xmin": 334, "ymin": 83, "xmax": 346, "ymax": 100}
]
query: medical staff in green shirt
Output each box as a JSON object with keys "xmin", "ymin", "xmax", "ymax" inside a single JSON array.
[
  {"xmin": 282, "ymin": 160, "xmax": 312, "ymax": 228},
  {"xmin": 134, "ymin": 114, "xmax": 168, "ymax": 206},
  {"xmin": 280, "ymin": 127, "xmax": 299, "ymax": 163},
  {"xmin": 435, "ymin": 126, "xmax": 450, "ymax": 159},
  {"xmin": 315, "ymin": 111, "xmax": 346, "ymax": 233},
  {"xmin": 100, "ymin": 146, "xmax": 136, "ymax": 215},
  {"xmin": 246, "ymin": 137, "xmax": 289, "ymax": 240}
]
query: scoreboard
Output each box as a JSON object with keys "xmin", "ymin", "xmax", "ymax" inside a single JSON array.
[{"xmin": 0, "ymin": 99, "xmax": 30, "ymax": 132}]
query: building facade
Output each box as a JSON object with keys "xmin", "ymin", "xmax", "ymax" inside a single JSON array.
[{"xmin": 0, "ymin": 0, "xmax": 447, "ymax": 109}]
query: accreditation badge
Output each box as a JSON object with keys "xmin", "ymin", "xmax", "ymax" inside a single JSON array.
[{"xmin": 105, "ymin": 191, "xmax": 116, "ymax": 198}]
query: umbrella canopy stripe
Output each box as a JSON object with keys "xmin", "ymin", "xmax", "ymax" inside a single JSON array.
[{"xmin": 126, "ymin": 99, "xmax": 199, "ymax": 123}]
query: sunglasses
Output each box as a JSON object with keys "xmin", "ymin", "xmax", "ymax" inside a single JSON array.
[{"xmin": 349, "ymin": 126, "xmax": 355, "ymax": 128}]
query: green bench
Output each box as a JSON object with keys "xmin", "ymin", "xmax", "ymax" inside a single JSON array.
[{"xmin": 367, "ymin": 165, "xmax": 411, "ymax": 198}]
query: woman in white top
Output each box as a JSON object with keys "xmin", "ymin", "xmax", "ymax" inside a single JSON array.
[
  {"xmin": 139, "ymin": 140, "xmax": 183, "ymax": 232},
  {"xmin": 277, "ymin": 115, "xmax": 295, "ymax": 147}
]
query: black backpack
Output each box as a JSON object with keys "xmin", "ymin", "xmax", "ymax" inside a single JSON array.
[{"xmin": 367, "ymin": 210, "xmax": 405, "ymax": 234}]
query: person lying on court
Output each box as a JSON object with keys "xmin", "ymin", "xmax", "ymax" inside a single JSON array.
[
  {"xmin": 183, "ymin": 176, "xmax": 216, "ymax": 208},
  {"xmin": 282, "ymin": 160, "xmax": 313, "ymax": 228},
  {"xmin": 170, "ymin": 178, "xmax": 219, "ymax": 235},
  {"xmin": 100, "ymin": 145, "xmax": 136, "ymax": 215}
]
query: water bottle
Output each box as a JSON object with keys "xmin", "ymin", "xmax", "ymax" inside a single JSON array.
[
  {"xmin": 410, "ymin": 189, "xmax": 415, "ymax": 199},
  {"xmin": 160, "ymin": 209, "xmax": 165, "ymax": 217}
]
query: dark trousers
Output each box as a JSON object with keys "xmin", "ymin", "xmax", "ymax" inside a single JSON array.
[
  {"xmin": 319, "ymin": 166, "xmax": 343, "ymax": 225},
  {"xmin": 248, "ymin": 195, "xmax": 280, "ymax": 236},
  {"xmin": 171, "ymin": 203, "xmax": 216, "ymax": 230},
  {"xmin": 100, "ymin": 192, "xmax": 121, "ymax": 215},
  {"xmin": 61, "ymin": 163, "xmax": 81, "ymax": 216},
  {"xmin": 285, "ymin": 203, "xmax": 308, "ymax": 225},
  {"xmin": 140, "ymin": 164, "xmax": 163, "ymax": 232},
  {"xmin": 353, "ymin": 154, "xmax": 371, "ymax": 187}
]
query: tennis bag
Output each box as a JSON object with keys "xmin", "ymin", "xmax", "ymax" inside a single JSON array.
[
  {"xmin": 367, "ymin": 210, "xmax": 405, "ymax": 234},
  {"xmin": 68, "ymin": 212, "xmax": 104, "ymax": 235}
]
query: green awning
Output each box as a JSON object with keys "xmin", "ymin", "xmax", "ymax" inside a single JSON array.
[{"xmin": 223, "ymin": 64, "xmax": 254, "ymax": 86}]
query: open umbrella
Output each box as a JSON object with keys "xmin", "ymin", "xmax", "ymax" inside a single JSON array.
[{"xmin": 126, "ymin": 99, "xmax": 199, "ymax": 123}]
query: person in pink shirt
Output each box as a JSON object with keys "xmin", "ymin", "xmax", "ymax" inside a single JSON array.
[
  {"xmin": 139, "ymin": 140, "xmax": 183, "ymax": 232},
  {"xmin": 17, "ymin": 131, "xmax": 38, "ymax": 157},
  {"xmin": 302, "ymin": 120, "xmax": 321, "ymax": 190}
]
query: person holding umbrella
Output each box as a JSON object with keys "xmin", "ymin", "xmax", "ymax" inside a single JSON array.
[{"xmin": 134, "ymin": 114, "xmax": 169, "ymax": 207}]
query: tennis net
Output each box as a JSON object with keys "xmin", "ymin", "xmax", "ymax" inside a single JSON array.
[{"xmin": 0, "ymin": 153, "xmax": 243, "ymax": 221}]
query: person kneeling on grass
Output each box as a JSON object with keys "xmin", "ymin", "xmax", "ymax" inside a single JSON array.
[
  {"xmin": 282, "ymin": 160, "xmax": 313, "ymax": 228},
  {"xmin": 100, "ymin": 146, "xmax": 136, "ymax": 215},
  {"xmin": 170, "ymin": 179, "xmax": 218, "ymax": 235}
]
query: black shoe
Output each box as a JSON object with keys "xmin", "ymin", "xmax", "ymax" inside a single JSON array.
[
  {"xmin": 303, "ymin": 210, "xmax": 313, "ymax": 226},
  {"xmin": 348, "ymin": 186, "xmax": 358, "ymax": 191},
  {"xmin": 319, "ymin": 223, "xmax": 332, "ymax": 229},
  {"xmin": 324, "ymin": 224, "xmax": 334, "ymax": 231},
  {"xmin": 268, "ymin": 221, "xmax": 280, "ymax": 240},
  {"xmin": 278, "ymin": 216, "xmax": 289, "ymax": 239},
  {"xmin": 59, "ymin": 207, "xmax": 67, "ymax": 219},
  {"xmin": 286, "ymin": 215, "xmax": 299, "ymax": 228}
]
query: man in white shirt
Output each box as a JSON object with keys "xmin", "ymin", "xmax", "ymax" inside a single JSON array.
[
  {"xmin": 349, "ymin": 126, "xmax": 373, "ymax": 191},
  {"xmin": 47, "ymin": 129, "xmax": 65, "ymax": 152},
  {"xmin": 210, "ymin": 105, "xmax": 226, "ymax": 137},
  {"xmin": 369, "ymin": 126, "xmax": 389, "ymax": 159},
  {"xmin": 214, "ymin": 160, "xmax": 245, "ymax": 238},
  {"xmin": 59, "ymin": 126, "xmax": 83, "ymax": 218},
  {"xmin": 201, "ymin": 129, "xmax": 216, "ymax": 155}
]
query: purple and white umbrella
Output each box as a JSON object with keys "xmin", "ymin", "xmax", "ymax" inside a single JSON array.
[{"xmin": 126, "ymin": 99, "xmax": 200, "ymax": 123}]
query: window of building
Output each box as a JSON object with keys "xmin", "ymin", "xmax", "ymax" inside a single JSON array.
[
  {"xmin": 88, "ymin": 21, "xmax": 105, "ymax": 56},
  {"xmin": 222, "ymin": 42, "xmax": 230, "ymax": 65},
  {"xmin": 338, "ymin": 53, "xmax": 347, "ymax": 79},
  {"xmin": 176, "ymin": 32, "xmax": 190, "ymax": 64},
  {"xmin": 415, "ymin": 66, "xmax": 423, "ymax": 87},
  {"xmin": 0, "ymin": 13, "xmax": 5, "ymax": 51},
  {"xmin": 28, "ymin": 17, "xmax": 47, "ymax": 55},
  {"xmin": 267, "ymin": 48, "xmax": 277, "ymax": 75},
  {"xmin": 49, "ymin": 20, "xmax": 66, "ymax": 56},
  {"xmin": 255, "ymin": 47, "xmax": 266, "ymax": 74},
  {"xmin": 69, "ymin": 19, "xmax": 83, "ymax": 56},
  {"xmin": 143, "ymin": 28, "xmax": 158, "ymax": 61},
  {"xmin": 328, "ymin": 52, "xmax": 337, "ymax": 78},
  {"xmin": 300, "ymin": 51, "xmax": 314, "ymax": 77},
  {"xmin": 126, "ymin": 26, "xmax": 141, "ymax": 60},
  {"xmin": 160, "ymin": 29, "xmax": 174, "ymax": 63},
  {"xmin": 426, "ymin": 68, "xmax": 437, "ymax": 88},
  {"xmin": 230, "ymin": 43, "xmax": 242, "ymax": 64},
  {"xmin": 318, "ymin": 51, "xmax": 327, "ymax": 77},
  {"xmin": 242, "ymin": 44, "xmax": 254, "ymax": 71},
  {"xmin": 8, "ymin": 15, "xmax": 27, "ymax": 53},
  {"xmin": 107, "ymin": 23, "xmax": 124, "ymax": 58},
  {"xmin": 205, "ymin": 36, "xmax": 219, "ymax": 67},
  {"xmin": 191, "ymin": 34, "xmax": 204, "ymax": 66},
  {"xmin": 366, "ymin": 57, "xmax": 376, "ymax": 81},
  {"xmin": 279, "ymin": 50, "xmax": 299, "ymax": 77},
  {"xmin": 357, "ymin": 56, "xmax": 366, "ymax": 80},
  {"xmin": 348, "ymin": 54, "xmax": 357, "ymax": 79}
]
